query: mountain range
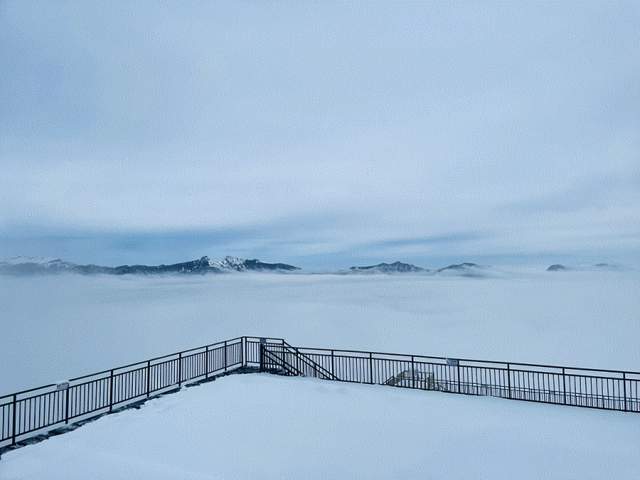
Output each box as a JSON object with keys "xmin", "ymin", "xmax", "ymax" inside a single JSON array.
[
  {"xmin": 0, "ymin": 256, "xmax": 622, "ymax": 276},
  {"xmin": 346, "ymin": 261, "xmax": 486, "ymax": 276},
  {"xmin": 0, "ymin": 256, "xmax": 299, "ymax": 276}
]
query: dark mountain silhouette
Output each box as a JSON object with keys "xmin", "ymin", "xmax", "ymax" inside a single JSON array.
[
  {"xmin": 349, "ymin": 261, "xmax": 426, "ymax": 273},
  {"xmin": 0, "ymin": 256, "xmax": 299, "ymax": 276},
  {"xmin": 546, "ymin": 264, "xmax": 568, "ymax": 271}
]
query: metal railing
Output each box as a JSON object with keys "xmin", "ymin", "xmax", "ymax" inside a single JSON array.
[
  {"xmin": 2, "ymin": 336, "xmax": 639, "ymax": 452},
  {"xmin": 0, "ymin": 336, "xmax": 282, "ymax": 450},
  {"xmin": 255, "ymin": 342, "xmax": 640, "ymax": 414}
]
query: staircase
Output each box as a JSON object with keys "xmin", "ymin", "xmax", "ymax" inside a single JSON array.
[{"xmin": 260, "ymin": 343, "xmax": 338, "ymax": 380}]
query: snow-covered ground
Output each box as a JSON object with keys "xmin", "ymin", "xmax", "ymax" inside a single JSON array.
[
  {"xmin": 2, "ymin": 373, "xmax": 639, "ymax": 479},
  {"xmin": 1, "ymin": 270, "xmax": 639, "ymax": 393}
]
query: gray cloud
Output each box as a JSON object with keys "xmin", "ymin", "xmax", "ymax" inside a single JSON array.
[{"xmin": 1, "ymin": 1, "xmax": 639, "ymax": 265}]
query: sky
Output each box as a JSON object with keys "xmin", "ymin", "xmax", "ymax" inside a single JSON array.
[{"xmin": 1, "ymin": 1, "xmax": 639, "ymax": 269}]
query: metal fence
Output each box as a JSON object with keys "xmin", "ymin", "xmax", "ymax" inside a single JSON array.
[
  {"xmin": 0, "ymin": 336, "xmax": 279, "ymax": 450},
  {"xmin": 249, "ymin": 340, "xmax": 640, "ymax": 414},
  {"xmin": 2, "ymin": 336, "xmax": 639, "ymax": 451}
]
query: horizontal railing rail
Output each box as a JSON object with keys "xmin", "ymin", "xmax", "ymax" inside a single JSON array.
[
  {"xmin": 1, "ymin": 335, "xmax": 638, "ymax": 454},
  {"xmin": 282, "ymin": 344, "xmax": 640, "ymax": 375}
]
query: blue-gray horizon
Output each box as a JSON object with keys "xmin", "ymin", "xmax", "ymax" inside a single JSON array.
[{"xmin": 1, "ymin": 1, "xmax": 639, "ymax": 269}]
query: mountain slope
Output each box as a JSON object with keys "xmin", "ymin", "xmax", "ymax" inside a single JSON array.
[
  {"xmin": 436, "ymin": 263, "xmax": 486, "ymax": 277},
  {"xmin": 349, "ymin": 261, "xmax": 426, "ymax": 274},
  {"xmin": 209, "ymin": 256, "xmax": 299, "ymax": 272}
]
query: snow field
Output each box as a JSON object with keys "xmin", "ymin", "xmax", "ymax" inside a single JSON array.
[{"xmin": 2, "ymin": 373, "xmax": 639, "ymax": 480}]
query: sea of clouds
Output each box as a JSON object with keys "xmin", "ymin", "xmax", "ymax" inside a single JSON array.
[{"xmin": 1, "ymin": 270, "xmax": 638, "ymax": 393}]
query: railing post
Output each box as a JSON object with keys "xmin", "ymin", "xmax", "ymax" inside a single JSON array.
[
  {"xmin": 205, "ymin": 345, "xmax": 210, "ymax": 379},
  {"xmin": 307, "ymin": 349, "xmax": 320, "ymax": 377},
  {"xmin": 146, "ymin": 360, "xmax": 151, "ymax": 398},
  {"xmin": 241, "ymin": 337, "xmax": 245, "ymax": 367},
  {"xmin": 295, "ymin": 347, "xmax": 301, "ymax": 375},
  {"xmin": 11, "ymin": 394, "xmax": 17, "ymax": 445},
  {"xmin": 507, "ymin": 364, "xmax": 512, "ymax": 399},
  {"xmin": 457, "ymin": 362, "xmax": 461, "ymax": 393},
  {"xmin": 64, "ymin": 386, "xmax": 70, "ymax": 424},
  {"xmin": 369, "ymin": 353, "xmax": 374, "ymax": 384},
  {"xmin": 259, "ymin": 342, "xmax": 264, "ymax": 372},
  {"xmin": 109, "ymin": 369, "xmax": 114, "ymax": 413},
  {"xmin": 331, "ymin": 350, "xmax": 335, "ymax": 378},
  {"xmin": 562, "ymin": 368, "xmax": 566, "ymax": 405},
  {"xmin": 411, "ymin": 356, "xmax": 416, "ymax": 389},
  {"xmin": 178, "ymin": 353, "xmax": 183, "ymax": 388},
  {"xmin": 224, "ymin": 340, "xmax": 228, "ymax": 372},
  {"xmin": 623, "ymin": 372, "xmax": 627, "ymax": 412}
]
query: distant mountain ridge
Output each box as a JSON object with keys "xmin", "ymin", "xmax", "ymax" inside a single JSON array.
[
  {"xmin": 547, "ymin": 264, "xmax": 568, "ymax": 272},
  {"xmin": 546, "ymin": 263, "xmax": 622, "ymax": 272},
  {"xmin": 436, "ymin": 262, "xmax": 485, "ymax": 277},
  {"xmin": 0, "ymin": 256, "xmax": 299, "ymax": 276},
  {"xmin": 349, "ymin": 261, "xmax": 426, "ymax": 274},
  {"xmin": 1, "ymin": 256, "xmax": 624, "ymax": 276},
  {"xmin": 347, "ymin": 261, "xmax": 488, "ymax": 276}
]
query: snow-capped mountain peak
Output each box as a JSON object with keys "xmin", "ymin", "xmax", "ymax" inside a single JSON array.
[{"xmin": 208, "ymin": 256, "xmax": 250, "ymax": 271}]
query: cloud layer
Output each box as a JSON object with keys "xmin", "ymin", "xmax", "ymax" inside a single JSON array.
[{"xmin": 1, "ymin": 1, "xmax": 639, "ymax": 266}]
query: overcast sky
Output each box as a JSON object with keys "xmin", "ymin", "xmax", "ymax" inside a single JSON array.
[{"xmin": 1, "ymin": 1, "xmax": 639, "ymax": 268}]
